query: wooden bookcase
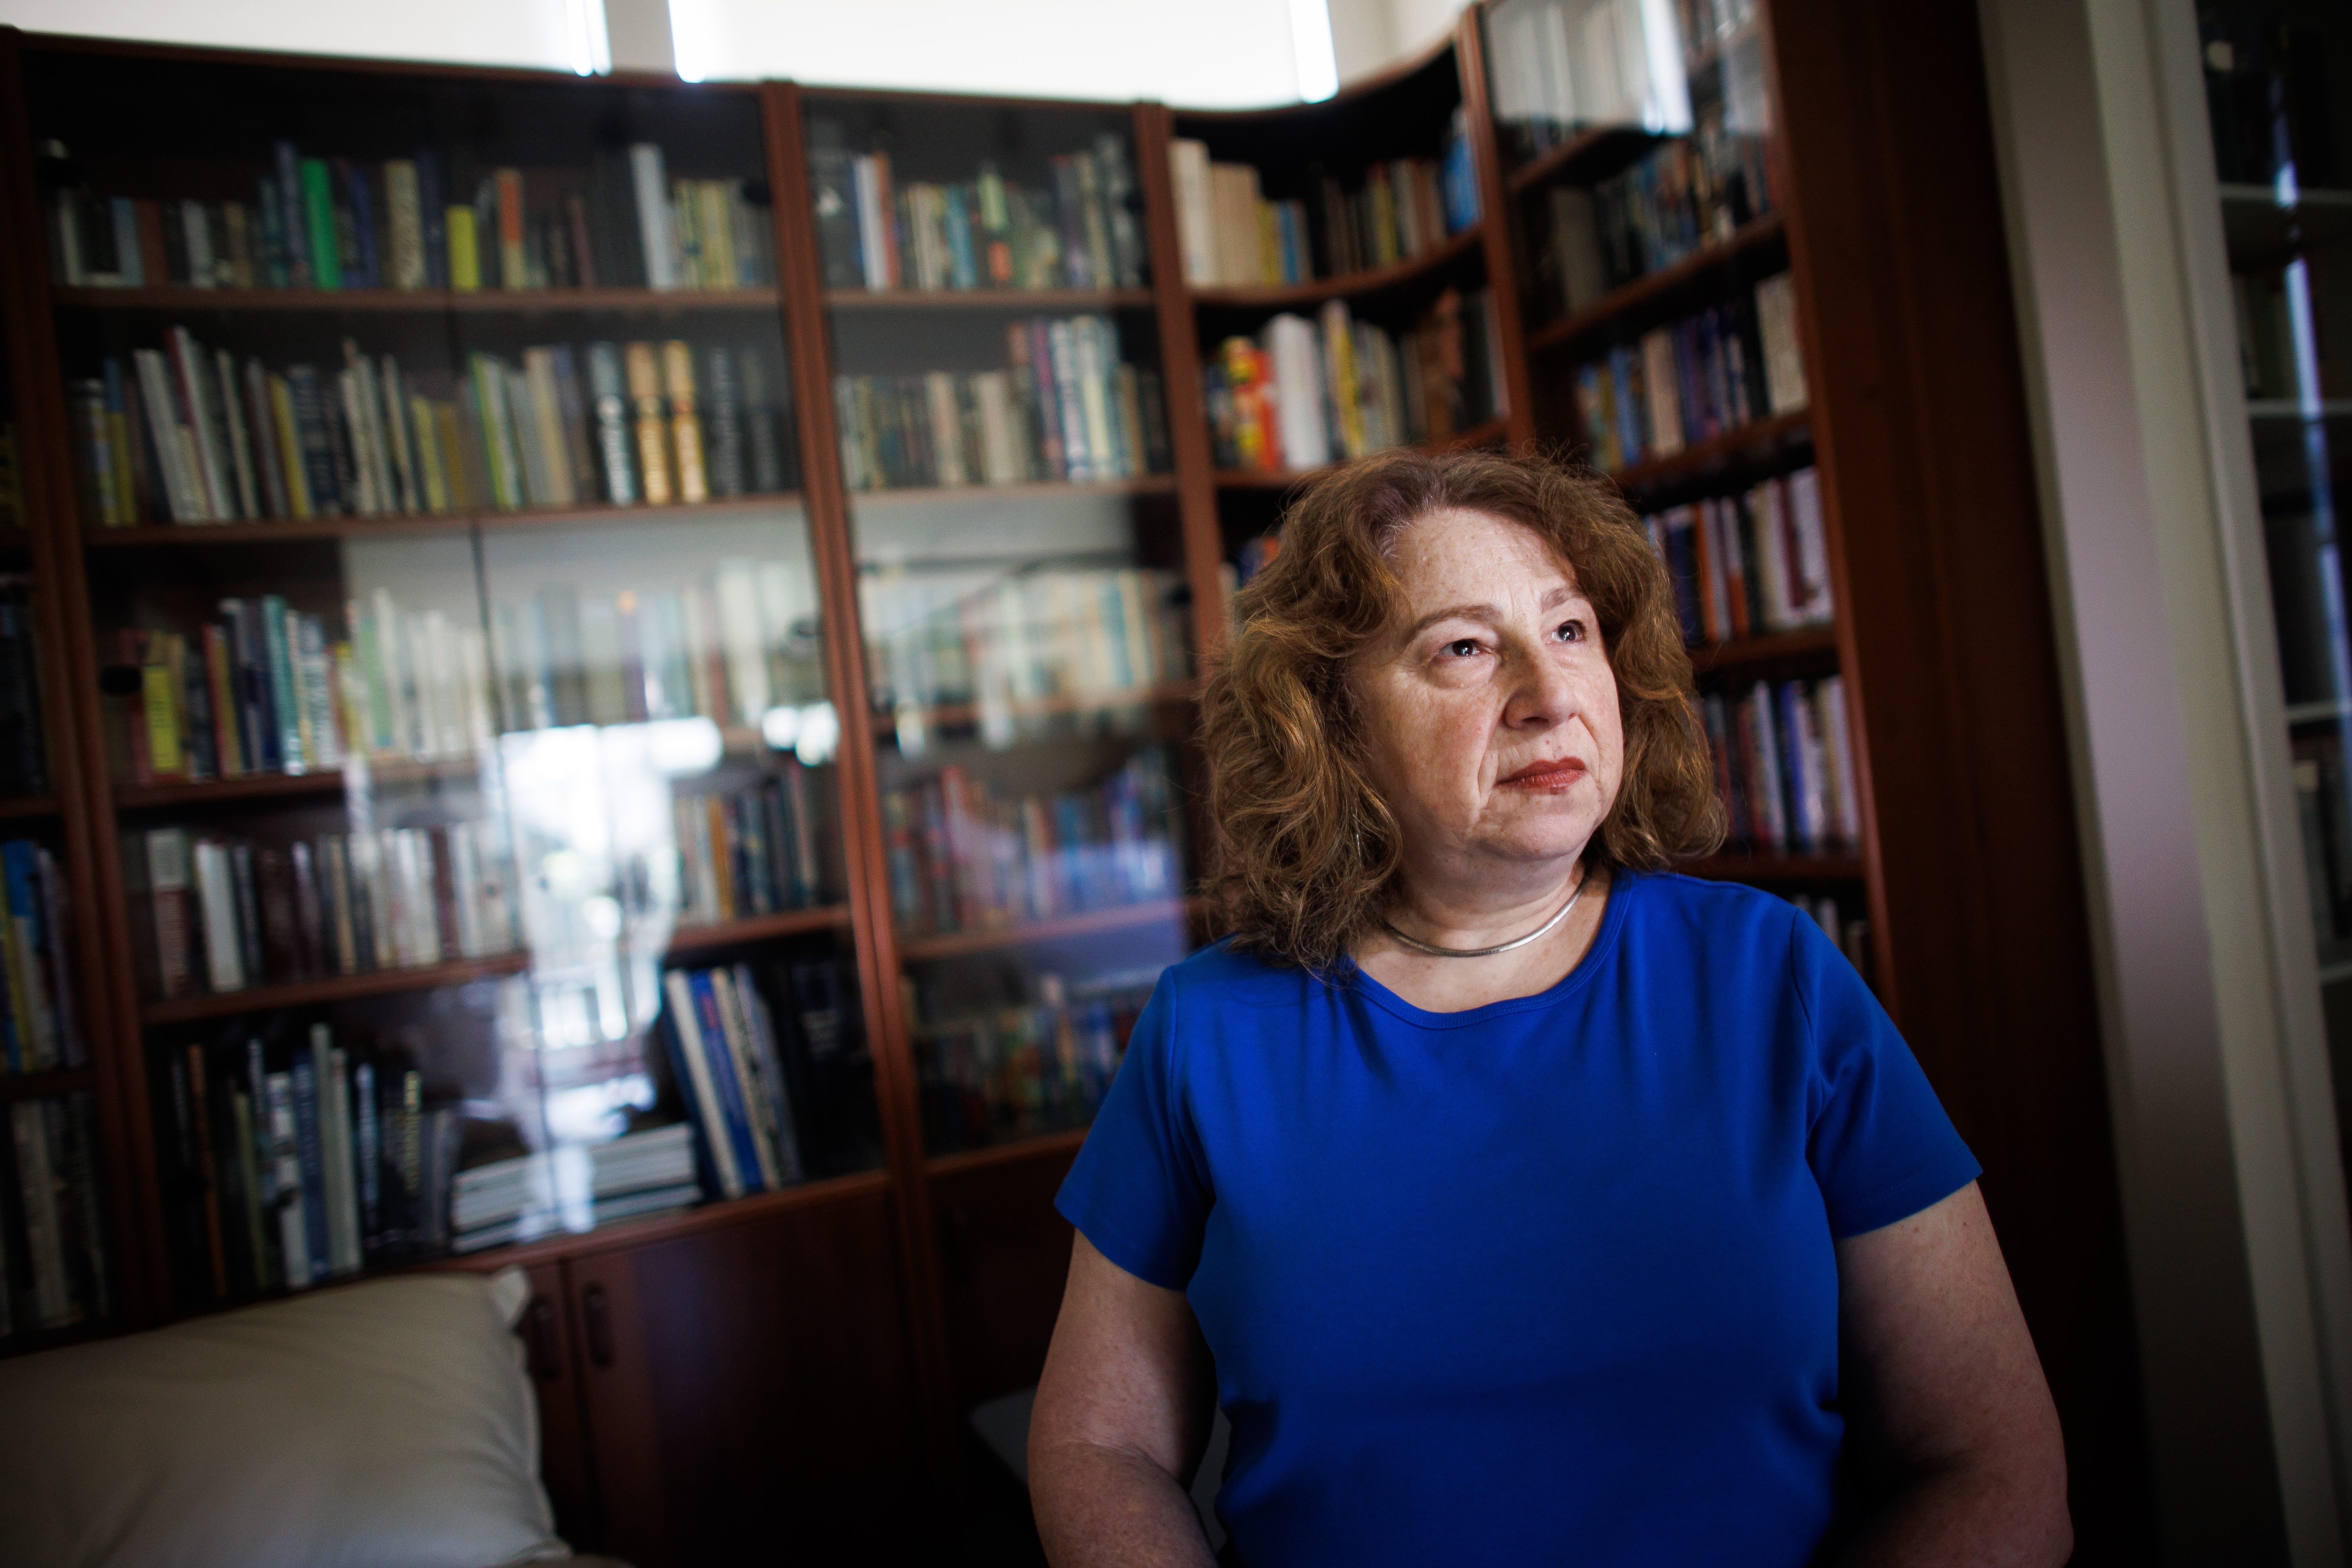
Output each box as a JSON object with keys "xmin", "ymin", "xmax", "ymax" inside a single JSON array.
[{"xmin": 0, "ymin": 0, "xmax": 2149, "ymax": 1557}]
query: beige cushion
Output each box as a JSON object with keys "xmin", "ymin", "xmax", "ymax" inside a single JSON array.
[{"xmin": 0, "ymin": 1266, "xmax": 572, "ymax": 1568}]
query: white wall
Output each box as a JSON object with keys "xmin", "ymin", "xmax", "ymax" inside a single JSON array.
[
  {"xmin": 0, "ymin": 0, "xmax": 590, "ymax": 71},
  {"xmin": 673, "ymin": 0, "xmax": 1301, "ymax": 105},
  {"xmin": 1327, "ymin": 0, "xmax": 1466, "ymax": 84},
  {"xmin": 0, "ymin": 0, "xmax": 1320, "ymax": 107}
]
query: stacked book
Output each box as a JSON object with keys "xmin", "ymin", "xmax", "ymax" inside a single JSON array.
[
  {"xmin": 73, "ymin": 329, "xmax": 795, "ymax": 529},
  {"xmin": 860, "ymin": 564, "xmax": 1191, "ymax": 726},
  {"xmin": 915, "ymin": 969, "xmax": 1160, "ymax": 1154},
  {"xmin": 879, "ymin": 748, "xmax": 1185, "ymax": 936},
  {"xmin": 1205, "ymin": 288, "xmax": 1508, "ymax": 474},
  {"xmin": 1646, "ymin": 467, "xmax": 1832, "ymax": 644},
  {"xmin": 808, "ymin": 129, "xmax": 1147, "ymax": 293},
  {"xmin": 128, "ymin": 822, "xmax": 522, "ymax": 1002},
  {"xmin": 0, "ymin": 577, "xmax": 47, "ymax": 798},
  {"xmin": 0, "ymin": 840, "xmax": 83, "ymax": 1076},
  {"xmin": 154, "ymin": 1024, "xmax": 465, "ymax": 1305},
  {"xmin": 451, "ymin": 1123, "xmax": 700, "ymax": 1254},
  {"xmin": 832, "ymin": 316, "xmax": 1168, "ymax": 491},
  {"xmin": 671, "ymin": 767, "xmax": 829, "ymax": 927},
  {"xmin": 2, "ymin": 1091, "xmax": 110, "ymax": 1337},
  {"xmin": 487, "ymin": 557, "xmax": 824, "ymax": 734},
  {"xmin": 1701, "ymin": 676, "xmax": 1861, "ymax": 853},
  {"xmin": 49, "ymin": 140, "xmax": 771, "ymax": 294},
  {"xmin": 1570, "ymin": 276, "xmax": 1803, "ymax": 473},
  {"xmin": 658, "ymin": 964, "xmax": 808, "ymax": 1202},
  {"xmin": 1169, "ymin": 114, "xmax": 1479, "ymax": 288},
  {"xmin": 1537, "ymin": 122, "xmax": 1774, "ymax": 316}
]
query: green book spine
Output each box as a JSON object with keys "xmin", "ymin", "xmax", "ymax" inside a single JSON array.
[
  {"xmin": 299, "ymin": 160, "xmax": 342, "ymax": 290},
  {"xmin": 260, "ymin": 593, "xmax": 305, "ymax": 770}
]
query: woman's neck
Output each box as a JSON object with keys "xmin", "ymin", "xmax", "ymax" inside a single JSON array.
[{"xmin": 1355, "ymin": 862, "xmax": 1614, "ymax": 1015}]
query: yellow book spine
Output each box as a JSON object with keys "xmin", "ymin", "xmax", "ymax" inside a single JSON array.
[
  {"xmin": 661, "ymin": 341, "xmax": 707, "ymax": 503},
  {"xmin": 410, "ymin": 394, "xmax": 450, "ymax": 514},
  {"xmin": 269, "ymin": 374, "xmax": 313, "ymax": 519},
  {"xmin": 627, "ymin": 342, "xmax": 672, "ymax": 505},
  {"xmin": 141, "ymin": 636, "xmax": 185, "ymax": 779},
  {"xmin": 434, "ymin": 402, "xmax": 469, "ymax": 510},
  {"xmin": 447, "ymin": 207, "xmax": 480, "ymax": 292}
]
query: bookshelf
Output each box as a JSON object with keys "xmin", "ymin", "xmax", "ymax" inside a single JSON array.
[{"xmin": 0, "ymin": 0, "xmax": 2148, "ymax": 1555}]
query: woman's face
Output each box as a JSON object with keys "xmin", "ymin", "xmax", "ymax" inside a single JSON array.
[{"xmin": 1352, "ymin": 507, "xmax": 1624, "ymax": 883}]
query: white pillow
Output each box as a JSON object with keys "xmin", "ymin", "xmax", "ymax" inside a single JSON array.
[{"xmin": 0, "ymin": 1266, "xmax": 572, "ymax": 1568}]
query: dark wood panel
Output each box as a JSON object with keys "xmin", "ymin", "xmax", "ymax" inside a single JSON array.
[
  {"xmin": 1764, "ymin": 0, "xmax": 2151, "ymax": 1555},
  {"xmin": 932, "ymin": 1138, "xmax": 1083, "ymax": 1410},
  {"xmin": 567, "ymin": 1191, "xmax": 925, "ymax": 1567},
  {"xmin": 518, "ymin": 1260, "xmax": 601, "ymax": 1552}
]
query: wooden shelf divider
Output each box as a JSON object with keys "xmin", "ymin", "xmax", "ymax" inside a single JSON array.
[
  {"xmin": 1188, "ymin": 229, "xmax": 1483, "ymax": 312},
  {"xmin": 0, "ymin": 1066, "xmax": 97, "ymax": 1103},
  {"xmin": 1685, "ymin": 623, "xmax": 1839, "ymax": 675},
  {"xmin": 896, "ymin": 897, "xmax": 1196, "ymax": 963},
  {"xmin": 84, "ymin": 490, "xmax": 808, "ymax": 548},
  {"xmin": 823, "ymin": 287, "xmax": 1154, "ymax": 311},
  {"xmin": 140, "ymin": 951, "xmax": 535, "ymax": 1026},
  {"xmin": 1525, "ymin": 211, "xmax": 1788, "ymax": 355},
  {"xmin": 923, "ymin": 1125, "xmax": 1091, "ymax": 1178},
  {"xmin": 1601, "ymin": 409, "xmax": 1813, "ymax": 490},
  {"xmin": 1678, "ymin": 850, "xmax": 1866, "ymax": 883}
]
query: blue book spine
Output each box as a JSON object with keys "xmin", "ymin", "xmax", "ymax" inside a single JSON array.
[
  {"xmin": 945, "ymin": 188, "xmax": 980, "ymax": 290},
  {"xmin": 260, "ymin": 594, "xmax": 303, "ymax": 771},
  {"xmin": 688, "ymin": 970, "xmax": 767, "ymax": 1193},
  {"xmin": 273, "ymin": 140, "xmax": 312, "ymax": 288},
  {"xmin": 291, "ymin": 1056, "xmax": 330, "ymax": 1281},
  {"xmin": 254, "ymin": 176, "xmax": 289, "ymax": 288},
  {"xmin": 659, "ymin": 1011, "xmax": 724, "ymax": 1200},
  {"xmin": 342, "ymin": 161, "xmax": 381, "ymax": 290},
  {"xmin": 417, "ymin": 151, "xmax": 448, "ymax": 290}
]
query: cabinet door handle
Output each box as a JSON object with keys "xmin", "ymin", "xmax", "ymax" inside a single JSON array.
[
  {"xmin": 583, "ymin": 1283, "xmax": 615, "ymax": 1368},
  {"xmin": 523, "ymin": 1297, "xmax": 561, "ymax": 1383}
]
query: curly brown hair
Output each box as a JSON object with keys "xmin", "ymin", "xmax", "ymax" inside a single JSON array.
[{"xmin": 1201, "ymin": 445, "xmax": 1723, "ymax": 973}]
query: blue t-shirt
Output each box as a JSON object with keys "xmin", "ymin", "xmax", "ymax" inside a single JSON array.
[{"xmin": 1055, "ymin": 870, "xmax": 1978, "ymax": 1568}]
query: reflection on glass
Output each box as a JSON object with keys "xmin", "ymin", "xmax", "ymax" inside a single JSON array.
[
  {"xmin": 917, "ymin": 964, "xmax": 1169, "ymax": 1156},
  {"xmin": 1485, "ymin": 0, "xmax": 1702, "ymax": 149}
]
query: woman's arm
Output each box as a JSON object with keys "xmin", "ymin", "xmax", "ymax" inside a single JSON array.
[
  {"xmin": 1030, "ymin": 1232, "xmax": 1221, "ymax": 1568},
  {"xmin": 1835, "ymin": 1181, "xmax": 2072, "ymax": 1566}
]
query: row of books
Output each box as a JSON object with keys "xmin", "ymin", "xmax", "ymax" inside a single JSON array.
[
  {"xmin": 452, "ymin": 1123, "xmax": 698, "ymax": 1256},
  {"xmin": 655, "ymin": 963, "xmax": 814, "ymax": 1203},
  {"xmin": 1648, "ymin": 468, "xmax": 1833, "ymax": 644},
  {"xmin": 1570, "ymin": 278, "xmax": 1803, "ymax": 474},
  {"xmin": 129, "ymin": 821, "xmax": 522, "ymax": 1002},
  {"xmin": 915, "ymin": 970, "xmax": 1156, "ymax": 1155},
  {"xmin": 862, "ymin": 566, "xmax": 1192, "ymax": 723},
  {"xmin": 51, "ymin": 141, "xmax": 769, "ymax": 294},
  {"xmin": 1205, "ymin": 289, "xmax": 1508, "ymax": 474},
  {"xmin": 74, "ymin": 327, "xmax": 795, "ymax": 528},
  {"xmin": 807, "ymin": 129, "xmax": 1147, "ymax": 294},
  {"xmin": 490, "ymin": 566, "xmax": 824, "ymax": 735},
  {"xmin": 0, "ymin": 578, "xmax": 47, "ymax": 798},
  {"xmin": 1538, "ymin": 124, "xmax": 1773, "ymax": 318},
  {"xmin": 1168, "ymin": 116, "xmax": 1480, "ymax": 289},
  {"xmin": 2, "ymin": 1093, "xmax": 110, "ymax": 1336},
  {"xmin": 1702, "ymin": 677, "xmax": 1861, "ymax": 854},
  {"xmin": 1, "ymin": 841, "xmax": 83, "ymax": 1077},
  {"xmin": 880, "ymin": 749, "xmax": 1185, "ymax": 937},
  {"xmin": 155, "ymin": 1025, "xmax": 461, "ymax": 1305},
  {"xmin": 832, "ymin": 316, "xmax": 1168, "ymax": 491},
  {"xmin": 671, "ymin": 769, "xmax": 830, "ymax": 928}
]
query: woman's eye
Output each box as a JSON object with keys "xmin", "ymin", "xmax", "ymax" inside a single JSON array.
[
  {"xmin": 1443, "ymin": 639, "xmax": 1481, "ymax": 658},
  {"xmin": 1555, "ymin": 619, "xmax": 1585, "ymax": 642}
]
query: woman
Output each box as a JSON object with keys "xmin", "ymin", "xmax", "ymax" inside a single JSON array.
[{"xmin": 1029, "ymin": 448, "xmax": 2070, "ymax": 1566}]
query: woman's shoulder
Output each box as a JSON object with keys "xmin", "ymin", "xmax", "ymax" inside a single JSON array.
[
  {"xmin": 1620, "ymin": 868, "xmax": 1810, "ymax": 946},
  {"xmin": 1155, "ymin": 936, "xmax": 1327, "ymax": 1014}
]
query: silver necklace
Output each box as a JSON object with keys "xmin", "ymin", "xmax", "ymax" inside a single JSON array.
[{"xmin": 1381, "ymin": 874, "xmax": 1588, "ymax": 958}]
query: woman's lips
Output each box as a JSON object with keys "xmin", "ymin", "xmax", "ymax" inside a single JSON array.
[{"xmin": 1497, "ymin": 759, "xmax": 1587, "ymax": 790}]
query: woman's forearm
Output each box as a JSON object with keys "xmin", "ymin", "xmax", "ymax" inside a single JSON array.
[
  {"xmin": 1836, "ymin": 1455, "xmax": 2072, "ymax": 1568},
  {"xmin": 1032, "ymin": 1439, "xmax": 1220, "ymax": 1568}
]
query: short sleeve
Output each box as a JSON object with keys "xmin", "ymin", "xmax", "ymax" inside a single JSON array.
[
  {"xmin": 1793, "ymin": 913, "xmax": 1981, "ymax": 1238},
  {"xmin": 1054, "ymin": 971, "xmax": 1213, "ymax": 1290}
]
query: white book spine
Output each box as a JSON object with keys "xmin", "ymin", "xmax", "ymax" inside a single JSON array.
[
  {"xmin": 319, "ymin": 1034, "xmax": 362, "ymax": 1276},
  {"xmin": 631, "ymin": 144, "xmax": 679, "ymax": 290},
  {"xmin": 192, "ymin": 838, "xmax": 246, "ymax": 993},
  {"xmin": 13, "ymin": 1103, "xmax": 72, "ymax": 1327}
]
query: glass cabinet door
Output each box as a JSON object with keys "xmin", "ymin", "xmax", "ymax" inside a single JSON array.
[
  {"xmin": 2198, "ymin": 2, "xmax": 2352, "ymax": 1184},
  {"xmin": 802, "ymin": 91, "xmax": 1197, "ymax": 1160},
  {"xmin": 35, "ymin": 46, "xmax": 876, "ymax": 1307}
]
